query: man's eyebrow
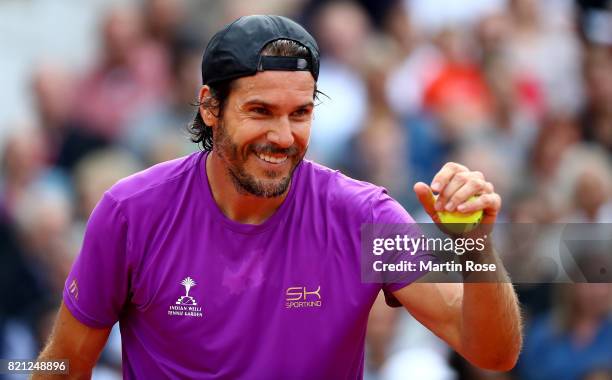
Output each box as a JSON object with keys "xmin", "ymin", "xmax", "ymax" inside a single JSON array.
[
  {"xmin": 242, "ymin": 99, "xmax": 314, "ymax": 110},
  {"xmin": 295, "ymin": 101, "xmax": 315, "ymax": 109},
  {"xmin": 242, "ymin": 99, "xmax": 277, "ymax": 109}
]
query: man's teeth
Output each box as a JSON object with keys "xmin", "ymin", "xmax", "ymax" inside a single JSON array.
[{"xmin": 257, "ymin": 153, "xmax": 288, "ymax": 164}]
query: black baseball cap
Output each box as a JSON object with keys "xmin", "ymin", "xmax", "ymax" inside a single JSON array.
[{"xmin": 201, "ymin": 15, "xmax": 320, "ymax": 85}]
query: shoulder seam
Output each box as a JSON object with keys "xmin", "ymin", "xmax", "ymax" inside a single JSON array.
[
  {"xmin": 110, "ymin": 154, "xmax": 200, "ymax": 203},
  {"xmin": 370, "ymin": 187, "xmax": 386, "ymax": 225},
  {"xmin": 103, "ymin": 192, "xmax": 132, "ymax": 261}
]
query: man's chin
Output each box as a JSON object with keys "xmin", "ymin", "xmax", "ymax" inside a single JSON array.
[{"xmin": 243, "ymin": 178, "xmax": 291, "ymax": 198}]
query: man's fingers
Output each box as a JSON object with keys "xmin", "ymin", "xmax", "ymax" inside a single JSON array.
[
  {"xmin": 457, "ymin": 192, "xmax": 501, "ymax": 215},
  {"xmin": 413, "ymin": 182, "xmax": 438, "ymax": 220},
  {"xmin": 430, "ymin": 162, "xmax": 468, "ymax": 194},
  {"xmin": 445, "ymin": 179, "xmax": 487, "ymax": 212},
  {"xmin": 437, "ymin": 171, "xmax": 470, "ymax": 211}
]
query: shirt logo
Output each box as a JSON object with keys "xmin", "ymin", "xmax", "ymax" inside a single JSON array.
[
  {"xmin": 285, "ymin": 286, "xmax": 322, "ymax": 309},
  {"xmin": 177, "ymin": 276, "xmax": 197, "ymax": 305},
  {"xmin": 68, "ymin": 279, "xmax": 79, "ymax": 300},
  {"xmin": 168, "ymin": 276, "xmax": 202, "ymax": 318}
]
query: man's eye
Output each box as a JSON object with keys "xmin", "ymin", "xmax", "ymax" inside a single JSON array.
[
  {"xmin": 253, "ymin": 107, "xmax": 270, "ymax": 115},
  {"xmin": 292, "ymin": 109, "xmax": 310, "ymax": 117}
]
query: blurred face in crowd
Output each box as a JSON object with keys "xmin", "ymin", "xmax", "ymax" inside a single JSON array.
[
  {"xmin": 3, "ymin": 128, "xmax": 47, "ymax": 184},
  {"xmin": 584, "ymin": 47, "xmax": 612, "ymax": 112},
  {"xmin": 205, "ymin": 71, "xmax": 315, "ymax": 198},
  {"xmin": 32, "ymin": 64, "xmax": 74, "ymax": 128},
  {"xmin": 175, "ymin": 52, "xmax": 201, "ymax": 104},
  {"xmin": 575, "ymin": 170, "xmax": 609, "ymax": 217},
  {"xmin": 144, "ymin": 0, "xmax": 186, "ymax": 39},
  {"xmin": 102, "ymin": 7, "xmax": 144, "ymax": 65},
  {"xmin": 510, "ymin": 0, "xmax": 539, "ymax": 26},
  {"xmin": 315, "ymin": 1, "xmax": 369, "ymax": 65}
]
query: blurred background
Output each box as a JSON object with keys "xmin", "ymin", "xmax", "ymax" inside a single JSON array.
[{"xmin": 0, "ymin": 0, "xmax": 610, "ymax": 379}]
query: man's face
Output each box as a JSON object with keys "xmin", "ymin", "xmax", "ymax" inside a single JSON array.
[{"xmin": 211, "ymin": 70, "xmax": 315, "ymax": 197}]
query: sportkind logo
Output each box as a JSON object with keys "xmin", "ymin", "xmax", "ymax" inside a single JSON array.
[
  {"xmin": 168, "ymin": 276, "xmax": 203, "ymax": 318},
  {"xmin": 285, "ymin": 286, "xmax": 322, "ymax": 309}
]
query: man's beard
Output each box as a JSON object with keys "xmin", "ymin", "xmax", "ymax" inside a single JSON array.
[{"xmin": 213, "ymin": 121, "xmax": 305, "ymax": 198}]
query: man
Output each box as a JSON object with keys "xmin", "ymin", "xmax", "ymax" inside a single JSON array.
[{"xmin": 36, "ymin": 15, "xmax": 521, "ymax": 379}]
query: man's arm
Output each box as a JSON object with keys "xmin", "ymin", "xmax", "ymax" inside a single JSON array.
[
  {"xmin": 33, "ymin": 302, "xmax": 111, "ymax": 379},
  {"xmin": 392, "ymin": 247, "xmax": 522, "ymax": 371},
  {"xmin": 393, "ymin": 162, "xmax": 522, "ymax": 371}
]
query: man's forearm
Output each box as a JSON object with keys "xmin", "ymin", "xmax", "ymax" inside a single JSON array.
[
  {"xmin": 458, "ymin": 240, "xmax": 523, "ymax": 371},
  {"xmin": 31, "ymin": 346, "xmax": 93, "ymax": 380},
  {"xmin": 31, "ymin": 303, "xmax": 110, "ymax": 380}
]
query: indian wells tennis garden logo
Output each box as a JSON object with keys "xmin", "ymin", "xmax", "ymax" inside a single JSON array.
[
  {"xmin": 168, "ymin": 276, "xmax": 203, "ymax": 318},
  {"xmin": 177, "ymin": 277, "xmax": 197, "ymax": 305}
]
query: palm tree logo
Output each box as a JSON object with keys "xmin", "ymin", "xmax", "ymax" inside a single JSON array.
[{"xmin": 176, "ymin": 277, "xmax": 198, "ymax": 305}]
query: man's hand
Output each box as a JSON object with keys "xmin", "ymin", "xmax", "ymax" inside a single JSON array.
[{"xmin": 413, "ymin": 162, "xmax": 501, "ymax": 225}]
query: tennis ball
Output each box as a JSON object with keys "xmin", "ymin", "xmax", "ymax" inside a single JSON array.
[{"xmin": 436, "ymin": 196, "xmax": 483, "ymax": 234}]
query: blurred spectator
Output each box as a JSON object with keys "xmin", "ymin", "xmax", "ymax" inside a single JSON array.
[
  {"xmin": 12, "ymin": 184, "xmax": 75, "ymax": 297},
  {"xmin": 423, "ymin": 28, "xmax": 492, "ymax": 141},
  {"xmin": 71, "ymin": 5, "xmax": 171, "ymax": 140},
  {"xmin": 477, "ymin": 11, "xmax": 544, "ymax": 119},
  {"xmin": 31, "ymin": 63, "xmax": 76, "ymax": 158},
  {"xmin": 343, "ymin": 112, "xmax": 412, "ymax": 206},
  {"xmin": 143, "ymin": 0, "xmax": 188, "ymax": 46},
  {"xmin": 31, "ymin": 63, "xmax": 108, "ymax": 172},
  {"xmin": 519, "ymin": 283, "xmax": 612, "ymax": 380},
  {"xmin": 0, "ymin": 125, "xmax": 71, "ymax": 362},
  {"xmin": 506, "ymin": 0, "xmax": 584, "ymax": 115},
  {"xmin": 0, "ymin": 126, "xmax": 69, "ymax": 218},
  {"xmin": 8, "ymin": 184, "xmax": 75, "ymax": 357},
  {"xmin": 558, "ymin": 144, "xmax": 612, "ymax": 222},
  {"xmin": 384, "ymin": 2, "xmax": 445, "ymax": 118},
  {"xmin": 0, "ymin": 211, "xmax": 45, "ymax": 360},
  {"xmin": 340, "ymin": 38, "xmax": 413, "ymax": 206},
  {"xmin": 580, "ymin": 46, "xmax": 612, "ymax": 151},
  {"xmin": 307, "ymin": 1, "xmax": 369, "ymax": 166},
  {"xmin": 529, "ymin": 114, "xmax": 581, "ymax": 199},
  {"xmin": 120, "ymin": 33, "xmax": 201, "ymax": 165}
]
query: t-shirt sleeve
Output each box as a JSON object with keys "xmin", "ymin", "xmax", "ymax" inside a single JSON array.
[
  {"xmin": 371, "ymin": 190, "xmax": 436, "ymax": 305},
  {"xmin": 63, "ymin": 193, "xmax": 131, "ymax": 327}
]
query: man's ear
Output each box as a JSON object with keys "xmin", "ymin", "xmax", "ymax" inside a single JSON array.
[{"xmin": 199, "ymin": 85, "xmax": 218, "ymax": 127}]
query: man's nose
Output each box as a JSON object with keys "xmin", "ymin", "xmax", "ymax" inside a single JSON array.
[{"xmin": 266, "ymin": 116, "xmax": 294, "ymax": 148}]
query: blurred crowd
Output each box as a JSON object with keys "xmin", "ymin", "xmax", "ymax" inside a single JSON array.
[{"xmin": 0, "ymin": 0, "xmax": 611, "ymax": 379}]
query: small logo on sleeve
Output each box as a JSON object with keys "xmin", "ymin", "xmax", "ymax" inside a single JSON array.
[
  {"xmin": 168, "ymin": 276, "xmax": 202, "ymax": 318},
  {"xmin": 285, "ymin": 286, "xmax": 322, "ymax": 309},
  {"xmin": 68, "ymin": 279, "xmax": 79, "ymax": 300}
]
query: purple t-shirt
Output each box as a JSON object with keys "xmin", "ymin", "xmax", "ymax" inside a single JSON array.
[{"xmin": 64, "ymin": 151, "xmax": 429, "ymax": 379}]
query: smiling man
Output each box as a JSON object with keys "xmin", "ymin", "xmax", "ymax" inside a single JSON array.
[{"xmin": 36, "ymin": 15, "xmax": 521, "ymax": 379}]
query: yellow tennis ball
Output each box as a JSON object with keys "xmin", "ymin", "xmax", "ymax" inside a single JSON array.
[{"xmin": 436, "ymin": 196, "xmax": 483, "ymax": 234}]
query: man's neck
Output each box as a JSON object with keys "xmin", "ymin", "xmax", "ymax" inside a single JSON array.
[{"xmin": 206, "ymin": 152, "xmax": 289, "ymax": 225}]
